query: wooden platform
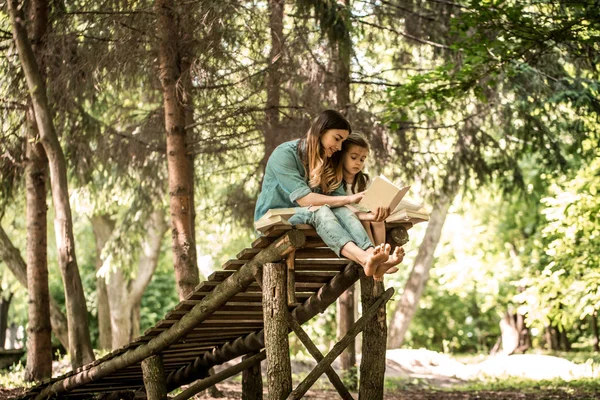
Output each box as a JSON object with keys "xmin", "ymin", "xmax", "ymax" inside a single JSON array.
[{"xmin": 17, "ymin": 222, "xmax": 410, "ymax": 400}]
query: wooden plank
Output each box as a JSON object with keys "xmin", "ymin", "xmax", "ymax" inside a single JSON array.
[
  {"xmin": 251, "ymin": 236, "xmax": 272, "ymax": 249},
  {"xmin": 223, "ymin": 258, "xmax": 349, "ymax": 271},
  {"xmin": 155, "ymin": 320, "xmax": 265, "ymax": 329},
  {"xmin": 237, "ymin": 247, "xmax": 337, "ymax": 260},
  {"xmin": 187, "ymin": 291, "xmax": 313, "ymax": 302}
]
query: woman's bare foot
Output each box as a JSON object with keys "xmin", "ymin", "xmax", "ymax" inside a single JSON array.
[
  {"xmin": 373, "ymin": 247, "xmax": 404, "ymax": 279},
  {"xmin": 363, "ymin": 244, "xmax": 390, "ymax": 276}
]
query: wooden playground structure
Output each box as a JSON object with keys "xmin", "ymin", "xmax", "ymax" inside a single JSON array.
[{"xmin": 17, "ymin": 222, "xmax": 411, "ymax": 400}]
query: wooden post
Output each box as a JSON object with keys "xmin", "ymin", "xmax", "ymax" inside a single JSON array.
[
  {"xmin": 286, "ymin": 251, "xmax": 297, "ymax": 305},
  {"xmin": 242, "ymin": 351, "xmax": 263, "ymax": 400},
  {"xmin": 263, "ymin": 262, "xmax": 292, "ymax": 400},
  {"xmin": 141, "ymin": 355, "xmax": 167, "ymax": 400},
  {"xmin": 359, "ymin": 274, "xmax": 387, "ymax": 400}
]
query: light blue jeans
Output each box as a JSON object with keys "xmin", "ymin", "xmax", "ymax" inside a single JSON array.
[{"xmin": 289, "ymin": 206, "xmax": 373, "ymax": 256}]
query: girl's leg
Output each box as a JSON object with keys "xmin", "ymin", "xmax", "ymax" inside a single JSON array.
[
  {"xmin": 360, "ymin": 221, "xmax": 375, "ymax": 244},
  {"xmin": 371, "ymin": 222, "xmax": 386, "ymax": 246}
]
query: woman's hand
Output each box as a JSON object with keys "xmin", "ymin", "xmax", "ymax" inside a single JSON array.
[
  {"xmin": 372, "ymin": 206, "xmax": 391, "ymax": 222},
  {"xmin": 347, "ymin": 191, "xmax": 365, "ymax": 204}
]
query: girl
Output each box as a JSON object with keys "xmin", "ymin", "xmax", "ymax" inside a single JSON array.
[
  {"xmin": 255, "ymin": 110, "xmax": 403, "ymax": 277},
  {"xmin": 341, "ymin": 133, "xmax": 404, "ymax": 278}
]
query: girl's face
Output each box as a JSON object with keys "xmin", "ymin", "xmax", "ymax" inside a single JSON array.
[
  {"xmin": 320, "ymin": 129, "xmax": 350, "ymax": 158},
  {"xmin": 342, "ymin": 144, "xmax": 369, "ymax": 176}
]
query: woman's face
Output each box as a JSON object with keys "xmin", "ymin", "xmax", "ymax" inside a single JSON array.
[{"xmin": 320, "ymin": 129, "xmax": 350, "ymax": 158}]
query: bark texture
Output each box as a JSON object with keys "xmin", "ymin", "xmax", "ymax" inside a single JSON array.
[
  {"xmin": 141, "ymin": 355, "xmax": 167, "ymax": 400},
  {"xmin": 262, "ymin": 262, "xmax": 292, "ymax": 400},
  {"xmin": 25, "ymin": 108, "xmax": 52, "ymax": 381},
  {"xmin": 262, "ymin": 0, "xmax": 285, "ymax": 161},
  {"xmin": 155, "ymin": 0, "xmax": 199, "ymax": 300},
  {"xmin": 359, "ymin": 275, "xmax": 386, "ymax": 400},
  {"xmin": 24, "ymin": 0, "xmax": 51, "ymax": 381},
  {"xmin": 0, "ymin": 225, "xmax": 69, "ymax": 349},
  {"xmin": 241, "ymin": 352, "xmax": 263, "ymax": 400},
  {"xmin": 8, "ymin": 0, "xmax": 94, "ymax": 368}
]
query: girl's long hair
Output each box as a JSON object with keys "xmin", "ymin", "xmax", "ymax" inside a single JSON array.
[
  {"xmin": 342, "ymin": 133, "xmax": 370, "ymax": 194},
  {"xmin": 298, "ymin": 110, "xmax": 351, "ymax": 193}
]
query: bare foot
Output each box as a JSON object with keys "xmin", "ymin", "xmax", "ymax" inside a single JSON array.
[
  {"xmin": 373, "ymin": 247, "xmax": 404, "ymax": 279},
  {"xmin": 363, "ymin": 244, "xmax": 390, "ymax": 277}
]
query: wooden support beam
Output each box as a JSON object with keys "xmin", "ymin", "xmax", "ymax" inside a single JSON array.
[
  {"xmin": 141, "ymin": 355, "xmax": 167, "ymax": 400},
  {"xmin": 171, "ymin": 351, "xmax": 266, "ymax": 400},
  {"xmin": 242, "ymin": 351, "xmax": 263, "ymax": 400},
  {"xmin": 285, "ymin": 311, "xmax": 354, "ymax": 400},
  {"xmin": 359, "ymin": 274, "xmax": 388, "ymax": 400},
  {"xmin": 263, "ymin": 262, "xmax": 292, "ymax": 400},
  {"xmin": 286, "ymin": 251, "xmax": 297, "ymax": 305},
  {"xmin": 165, "ymin": 262, "xmax": 361, "ymax": 390},
  {"xmin": 33, "ymin": 230, "xmax": 305, "ymax": 400},
  {"xmin": 287, "ymin": 288, "xmax": 395, "ymax": 400}
]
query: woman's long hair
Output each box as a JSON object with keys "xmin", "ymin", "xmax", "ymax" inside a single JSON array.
[
  {"xmin": 342, "ymin": 133, "xmax": 370, "ymax": 194},
  {"xmin": 298, "ymin": 110, "xmax": 352, "ymax": 193}
]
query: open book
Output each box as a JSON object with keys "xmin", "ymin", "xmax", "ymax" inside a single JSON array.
[
  {"xmin": 254, "ymin": 214, "xmax": 292, "ymax": 232},
  {"xmin": 358, "ymin": 175, "xmax": 411, "ymax": 213},
  {"xmin": 357, "ymin": 175, "xmax": 429, "ymax": 225},
  {"xmin": 254, "ymin": 206, "xmax": 322, "ymax": 232}
]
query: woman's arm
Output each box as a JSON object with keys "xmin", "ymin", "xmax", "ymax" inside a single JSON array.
[{"xmin": 296, "ymin": 191, "xmax": 364, "ymax": 207}]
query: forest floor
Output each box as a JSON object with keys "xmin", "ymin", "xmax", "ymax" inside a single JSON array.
[{"xmin": 2, "ymin": 350, "xmax": 600, "ymax": 399}]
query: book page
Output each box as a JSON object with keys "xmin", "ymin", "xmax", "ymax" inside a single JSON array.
[{"xmin": 359, "ymin": 175, "xmax": 410, "ymax": 212}]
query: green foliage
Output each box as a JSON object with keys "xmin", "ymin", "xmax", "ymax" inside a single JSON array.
[{"xmin": 517, "ymin": 154, "xmax": 600, "ymax": 332}]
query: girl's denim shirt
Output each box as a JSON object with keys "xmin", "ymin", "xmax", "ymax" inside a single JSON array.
[{"xmin": 254, "ymin": 139, "xmax": 345, "ymax": 221}]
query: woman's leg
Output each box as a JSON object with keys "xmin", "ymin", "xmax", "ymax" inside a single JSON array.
[{"xmin": 330, "ymin": 206, "xmax": 373, "ymax": 250}]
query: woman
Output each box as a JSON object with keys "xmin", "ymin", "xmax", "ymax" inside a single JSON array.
[{"xmin": 255, "ymin": 110, "xmax": 402, "ymax": 277}]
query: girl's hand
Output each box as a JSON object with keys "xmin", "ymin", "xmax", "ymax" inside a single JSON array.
[
  {"xmin": 372, "ymin": 206, "xmax": 391, "ymax": 222},
  {"xmin": 347, "ymin": 191, "xmax": 365, "ymax": 204}
]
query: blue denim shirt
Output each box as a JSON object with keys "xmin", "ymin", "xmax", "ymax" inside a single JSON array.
[{"xmin": 254, "ymin": 139, "xmax": 345, "ymax": 221}]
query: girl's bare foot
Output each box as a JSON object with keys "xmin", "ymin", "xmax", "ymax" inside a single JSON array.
[
  {"xmin": 373, "ymin": 247, "xmax": 404, "ymax": 279},
  {"xmin": 364, "ymin": 244, "xmax": 390, "ymax": 276}
]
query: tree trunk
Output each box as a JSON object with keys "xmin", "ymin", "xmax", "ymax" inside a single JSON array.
[
  {"xmin": 264, "ymin": 0, "xmax": 284, "ymax": 158},
  {"xmin": 155, "ymin": 0, "xmax": 199, "ymax": 300},
  {"xmin": 0, "ymin": 292, "xmax": 13, "ymax": 349},
  {"xmin": 262, "ymin": 263, "xmax": 292, "ymax": 400},
  {"xmin": 91, "ymin": 215, "xmax": 115, "ymax": 351},
  {"xmin": 8, "ymin": 0, "xmax": 94, "ymax": 369},
  {"xmin": 106, "ymin": 211, "xmax": 166, "ymax": 349},
  {"xmin": 242, "ymin": 352, "xmax": 263, "ymax": 400},
  {"xmin": 333, "ymin": 1, "xmax": 351, "ymax": 116},
  {"xmin": 25, "ymin": 106, "xmax": 52, "ymax": 381},
  {"xmin": 337, "ymin": 286, "xmax": 356, "ymax": 390},
  {"xmin": 387, "ymin": 184, "xmax": 459, "ymax": 348},
  {"xmin": 499, "ymin": 311, "xmax": 519, "ymax": 355},
  {"xmin": 592, "ymin": 312, "xmax": 599, "ymax": 352},
  {"xmin": 359, "ymin": 276, "xmax": 386, "ymax": 400},
  {"xmin": 0, "ymin": 225, "xmax": 69, "ymax": 350},
  {"xmin": 141, "ymin": 355, "xmax": 167, "ymax": 400},
  {"xmin": 23, "ymin": 0, "xmax": 52, "ymax": 381}
]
